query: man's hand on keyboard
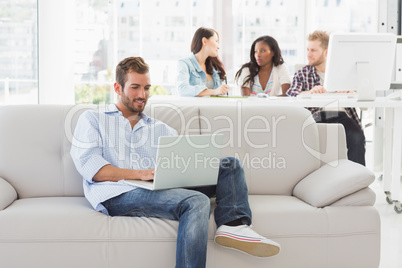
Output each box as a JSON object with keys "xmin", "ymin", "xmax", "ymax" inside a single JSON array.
[
  {"xmin": 336, "ymin": 91, "xmax": 356, "ymax": 94},
  {"xmin": 309, "ymin": 86, "xmax": 326, "ymax": 94}
]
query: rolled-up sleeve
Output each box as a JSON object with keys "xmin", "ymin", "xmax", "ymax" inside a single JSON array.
[
  {"xmin": 176, "ymin": 60, "xmax": 207, "ymax": 97},
  {"xmin": 287, "ymin": 70, "xmax": 304, "ymax": 96},
  {"xmin": 70, "ymin": 112, "xmax": 110, "ymax": 182}
]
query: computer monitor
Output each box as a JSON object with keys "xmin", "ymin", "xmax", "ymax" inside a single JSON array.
[{"xmin": 324, "ymin": 33, "xmax": 397, "ymax": 100}]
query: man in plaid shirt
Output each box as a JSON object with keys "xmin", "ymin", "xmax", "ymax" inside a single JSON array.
[{"xmin": 287, "ymin": 31, "xmax": 365, "ymax": 166}]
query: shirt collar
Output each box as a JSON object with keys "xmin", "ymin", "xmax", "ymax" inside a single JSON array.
[
  {"xmin": 105, "ymin": 103, "xmax": 151, "ymax": 123},
  {"xmin": 106, "ymin": 103, "xmax": 120, "ymax": 114},
  {"xmin": 189, "ymin": 53, "xmax": 203, "ymax": 72}
]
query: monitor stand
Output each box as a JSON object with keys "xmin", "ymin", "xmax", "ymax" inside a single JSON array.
[{"xmin": 356, "ymin": 62, "xmax": 375, "ymax": 101}]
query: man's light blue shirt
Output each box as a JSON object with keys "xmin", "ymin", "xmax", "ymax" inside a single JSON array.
[{"xmin": 70, "ymin": 104, "xmax": 177, "ymax": 215}]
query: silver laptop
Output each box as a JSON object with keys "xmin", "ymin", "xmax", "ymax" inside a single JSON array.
[{"xmin": 124, "ymin": 134, "xmax": 223, "ymax": 190}]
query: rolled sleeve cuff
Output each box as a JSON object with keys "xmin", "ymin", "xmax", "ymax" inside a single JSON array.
[
  {"xmin": 81, "ymin": 155, "xmax": 110, "ymax": 182},
  {"xmin": 193, "ymin": 85, "xmax": 208, "ymax": 96},
  {"xmin": 287, "ymin": 88, "xmax": 300, "ymax": 96}
]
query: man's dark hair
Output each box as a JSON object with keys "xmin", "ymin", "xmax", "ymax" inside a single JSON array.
[{"xmin": 116, "ymin": 57, "xmax": 149, "ymax": 88}]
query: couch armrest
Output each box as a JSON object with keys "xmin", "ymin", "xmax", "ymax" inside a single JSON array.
[
  {"xmin": 317, "ymin": 123, "xmax": 348, "ymax": 166},
  {"xmin": 293, "ymin": 159, "xmax": 374, "ymax": 208},
  {"xmin": 0, "ymin": 177, "xmax": 17, "ymax": 210}
]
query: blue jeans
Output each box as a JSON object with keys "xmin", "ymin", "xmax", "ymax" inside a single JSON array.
[{"xmin": 102, "ymin": 157, "xmax": 252, "ymax": 268}]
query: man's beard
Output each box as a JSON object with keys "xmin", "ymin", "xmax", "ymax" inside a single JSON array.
[
  {"xmin": 310, "ymin": 54, "xmax": 325, "ymax": 67},
  {"xmin": 121, "ymin": 93, "xmax": 146, "ymax": 114}
]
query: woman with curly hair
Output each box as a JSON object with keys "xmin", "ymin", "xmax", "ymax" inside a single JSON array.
[{"xmin": 235, "ymin": 35, "xmax": 291, "ymax": 96}]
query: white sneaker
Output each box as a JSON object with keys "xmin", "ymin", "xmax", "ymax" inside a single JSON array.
[{"xmin": 214, "ymin": 225, "xmax": 280, "ymax": 258}]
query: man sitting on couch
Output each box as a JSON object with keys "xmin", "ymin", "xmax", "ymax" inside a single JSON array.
[{"xmin": 70, "ymin": 56, "xmax": 280, "ymax": 268}]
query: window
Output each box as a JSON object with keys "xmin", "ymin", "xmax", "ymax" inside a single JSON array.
[
  {"xmin": 133, "ymin": 0, "xmax": 213, "ymax": 95},
  {"xmin": 73, "ymin": 0, "xmax": 116, "ymax": 105},
  {"xmin": 307, "ymin": 0, "xmax": 378, "ymax": 34},
  {"xmin": 1, "ymin": 0, "xmax": 380, "ymax": 105},
  {"xmin": 74, "ymin": 0, "xmax": 214, "ymax": 103},
  {"xmin": 231, "ymin": 0, "xmax": 305, "ymax": 91},
  {"xmin": 0, "ymin": 0, "xmax": 38, "ymax": 104},
  {"xmin": 229, "ymin": 0, "xmax": 378, "ymax": 95}
]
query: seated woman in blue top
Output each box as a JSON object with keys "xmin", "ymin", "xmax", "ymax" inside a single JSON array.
[
  {"xmin": 176, "ymin": 27, "xmax": 230, "ymax": 97},
  {"xmin": 235, "ymin": 35, "xmax": 291, "ymax": 96}
]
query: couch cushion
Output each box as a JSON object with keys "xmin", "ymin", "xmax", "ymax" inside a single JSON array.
[
  {"xmin": 0, "ymin": 103, "xmax": 326, "ymax": 198},
  {"xmin": 0, "ymin": 105, "xmax": 85, "ymax": 198},
  {"xmin": 0, "ymin": 197, "xmax": 108, "ymax": 241},
  {"xmin": 143, "ymin": 103, "xmax": 200, "ymax": 135},
  {"xmin": 0, "ymin": 178, "xmax": 17, "ymax": 210},
  {"xmin": 199, "ymin": 103, "xmax": 321, "ymax": 195},
  {"xmin": 293, "ymin": 159, "xmax": 375, "ymax": 207},
  {"xmin": 0, "ymin": 196, "xmax": 174, "ymax": 268},
  {"xmin": 0, "ymin": 103, "xmax": 202, "ymax": 200},
  {"xmin": 0, "ymin": 196, "xmax": 216, "ymax": 242},
  {"xmin": 230, "ymin": 195, "xmax": 380, "ymax": 268},
  {"xmin": 330, "ymin": 187, "xmax": 376, "ymax": 206},
  {"xmin": 0, "ymin": 195, "xmax": 380, "ymax": 268},
  {"xmin": 0, "ymin": 195, "xmax": 374, "ymax": 243}
]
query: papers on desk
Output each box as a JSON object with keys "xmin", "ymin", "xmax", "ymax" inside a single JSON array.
[{"xmin": 211, "ymin": 95, "xmax": 249, "ymax": 98}]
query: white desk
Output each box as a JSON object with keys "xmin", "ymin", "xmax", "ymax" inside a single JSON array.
[{"xmin": 149, "ymin": 95, "xmax": 402, "ymax": 212}]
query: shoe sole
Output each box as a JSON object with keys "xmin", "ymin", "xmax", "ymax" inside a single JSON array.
[{"xmin": 215, "ymin": 235, "xmax": 280, "ymax": 258}]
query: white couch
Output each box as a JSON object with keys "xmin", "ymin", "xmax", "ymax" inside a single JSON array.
[{"xmin": 0, "ymin": 101, "xmax": 380, "ymax": 268}]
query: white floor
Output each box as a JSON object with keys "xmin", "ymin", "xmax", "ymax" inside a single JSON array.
[
  {"xmin": 365, "ymin": 138, "xmax": 402, "ymax": 268},
  {"xmin": 373, "ymin": 178, "xmax": 402, "ymax": 268}
]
